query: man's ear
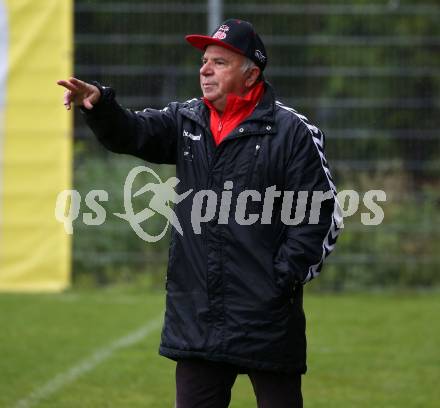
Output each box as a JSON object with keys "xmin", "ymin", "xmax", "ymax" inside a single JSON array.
[{"xmin": 245, "ymin": 66, "xmax": 261, "ymax": 88}]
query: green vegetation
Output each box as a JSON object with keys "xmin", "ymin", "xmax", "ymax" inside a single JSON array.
[{"xmin": 1, "ymin": 281, "xmax": 438, "ymax": 407}]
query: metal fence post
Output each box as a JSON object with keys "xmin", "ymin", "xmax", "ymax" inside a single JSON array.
[{"xmin": 208, "ymin": 0, "xmax": 223, "ymax": 34}]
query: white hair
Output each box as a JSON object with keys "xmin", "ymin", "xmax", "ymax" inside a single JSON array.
[{"xmin": 241, "ymin": 57, "xmax": 257, "ymax": 73}]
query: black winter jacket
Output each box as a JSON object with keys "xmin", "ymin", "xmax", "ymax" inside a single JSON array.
[{"xmin": 83, "ymin": 82, "xmax": 343, "ymax": 374}]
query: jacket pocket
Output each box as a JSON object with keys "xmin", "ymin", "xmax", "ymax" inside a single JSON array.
[{"xmin": 272, "ymin": 251, "xmax": 296, "ymax": 300}]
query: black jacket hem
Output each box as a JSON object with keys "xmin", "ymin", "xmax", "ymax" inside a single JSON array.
[{"xmin": 159, "ymin": 345, "xmax": 307, "ymax": 375}]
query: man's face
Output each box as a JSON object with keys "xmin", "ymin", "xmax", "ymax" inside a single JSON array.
[{"xmin": 200, "ymin": 45, "xmax": 247, "ymax": 112}]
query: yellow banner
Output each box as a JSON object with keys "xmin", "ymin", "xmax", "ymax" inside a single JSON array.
[{"xmin": 0, "ymin": 0, "xmax": 72, "ymax": 291}]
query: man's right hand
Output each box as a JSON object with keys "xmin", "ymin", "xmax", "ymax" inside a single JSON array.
[{"xmin": 56, "ymin": 77, "xmax": 101, "ymax": 110}]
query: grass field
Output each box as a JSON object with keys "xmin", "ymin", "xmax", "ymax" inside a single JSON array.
[{"xmin": 1, "ymin": 282, "xmax": 439, "ymax": 408}]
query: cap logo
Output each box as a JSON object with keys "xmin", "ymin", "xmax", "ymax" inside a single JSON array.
[
  {"xmin": 213, "ymin": 24, "xmax": 229, "ymax": 40},
  {"xmin": 255, "ymin": 49, "xmax": 266, "ymax": 62}
]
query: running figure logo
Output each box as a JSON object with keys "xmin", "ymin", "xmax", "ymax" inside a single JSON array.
[{"xmin": 114, "ymin": 166, "xmax": 192, "ymax": 242}]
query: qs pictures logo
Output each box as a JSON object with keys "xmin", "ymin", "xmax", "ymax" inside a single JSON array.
[{"xmin": 55, "ymin": 166, "xmax": 387, "ymax": 242}]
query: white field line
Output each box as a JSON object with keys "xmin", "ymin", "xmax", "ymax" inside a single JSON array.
[
  {"xmin": 14, "ymin": 316, "xmax": 163, "ymax": 408},
  {"xmin": 55, "ymin": 294, "xmax": 143, "ymax": 304}
]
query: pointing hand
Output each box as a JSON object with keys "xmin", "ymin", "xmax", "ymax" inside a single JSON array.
[{"xmin": 56, "ymin": 77, "xmax": 101, "ymax": 110}]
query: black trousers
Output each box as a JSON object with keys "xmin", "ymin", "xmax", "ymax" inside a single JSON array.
[{"xmin": 175, "ymin": 359, "xmax": 303, "ymax": 408}]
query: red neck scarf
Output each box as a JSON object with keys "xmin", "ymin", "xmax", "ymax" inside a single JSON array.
[{"xmin": 203, "ymin": 81, "xmax": 265, "ymax": 146}]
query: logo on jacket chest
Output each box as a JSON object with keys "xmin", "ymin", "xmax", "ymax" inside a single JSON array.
[{"xmin": 183, "ymin": 130, "xmax": 201, "ymax": 141}]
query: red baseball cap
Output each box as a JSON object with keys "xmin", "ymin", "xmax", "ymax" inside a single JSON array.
[{"xmin": 186, "ymin": 19, "xmax": 267, "ymax": 71}]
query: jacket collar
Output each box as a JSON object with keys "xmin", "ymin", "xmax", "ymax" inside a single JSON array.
[
  {"xmin": 202, "ymin": 80, "xmax": 265, "ymax": 120},
  {"xmin": 180, "ymin": 81, "xmax": 277, "ymax": 136}
]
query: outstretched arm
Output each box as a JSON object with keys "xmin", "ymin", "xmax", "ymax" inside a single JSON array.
[{"xmin": 56, "ymin": 77, "xmax": 178, "ymax": 164}]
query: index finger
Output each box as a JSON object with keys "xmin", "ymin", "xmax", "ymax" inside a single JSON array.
[
  {"xmin": 69, "ymin": 77, "xmax": 91, "ymax": 89},
  {"xmin": 56, "ymin": 79, "xmax": 80, "ymax": 93}
]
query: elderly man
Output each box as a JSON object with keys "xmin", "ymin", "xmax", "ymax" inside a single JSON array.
[{"xmin": 58, "ymin": 19, "xmax": 342, "ymax": 408}]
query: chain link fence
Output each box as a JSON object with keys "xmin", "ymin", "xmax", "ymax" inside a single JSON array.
[{"xmin": 72, "ymin": 0, "xmax": 440, "ymax": 289}]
